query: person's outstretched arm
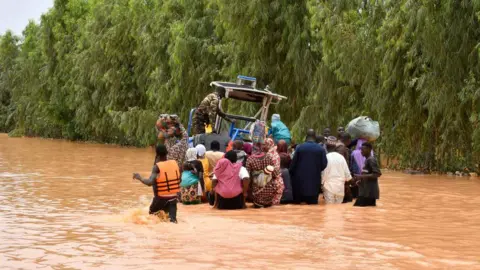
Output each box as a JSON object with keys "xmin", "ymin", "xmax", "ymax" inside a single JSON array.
[
  {"xmin": 133, "ymin": 165, "xmax": 159, "ymax": 186},
  {"xmin": 355, "ymin": 158, "xmax": 381, "ymax": 181}
]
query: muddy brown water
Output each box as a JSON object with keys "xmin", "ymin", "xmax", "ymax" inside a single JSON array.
[{"xmin": 1, "ymin": 134, "xmax": 479, "ymax": 269}]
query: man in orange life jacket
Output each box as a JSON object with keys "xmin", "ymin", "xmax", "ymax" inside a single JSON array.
[{"xmin": 133, "ymin": 144, "xmax": 180, "ymax": 223}]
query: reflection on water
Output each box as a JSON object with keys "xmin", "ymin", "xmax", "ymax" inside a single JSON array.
[{"xmin": 1, "ymin": 134, "xmax": 480, "ymax": 269}]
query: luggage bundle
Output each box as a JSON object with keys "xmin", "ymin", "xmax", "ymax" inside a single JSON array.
[
  {"xmin": 346, "ymin": 116, "xmax": 380, "ymax": 142},
  {"xmin": 155, "ymin": 114, "xmax": 183, "ymax": 142},
  {"xmin": 250, "ymin": 120, "xmax": 266, "ymax": 144}
]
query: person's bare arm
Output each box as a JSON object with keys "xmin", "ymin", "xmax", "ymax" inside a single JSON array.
[
  {"xmin": 212, "ymin": 179, "xmax": 218, "ymax": 189},
  {"xmin": 242, "ymin": 178, "xmax": 250, "ymax": 196},
  {"xmin": 133, "ymin": 165, "xmax": 159, "ymax": 186}
]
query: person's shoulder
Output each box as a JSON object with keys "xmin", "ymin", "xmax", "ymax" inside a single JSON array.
[
  {"xmin": 326, "ymin": 151, "xmax": 337, "ymax": 157},
  {"xmin": 332, "ymin": 152, "xmax": 343, "ymax": 157},
  {"xmin": 314, "ymin": 143, "xmax": 326, "ymax": 152},
  {"xmin": 326, "ymin": 151, "xmax": 341, "ymax": 159},
  {"xmin": 366, "ymin": 156, "xmax": 379, "ymax": 166},
  {"xmin": 297, "ymin": 142, "xmax": 310, "ymax": 149}
]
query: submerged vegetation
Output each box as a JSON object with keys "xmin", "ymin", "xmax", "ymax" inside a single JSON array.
[{"xmin": 1, "ymin": 0, "xmax": 480, "ymax": 172}]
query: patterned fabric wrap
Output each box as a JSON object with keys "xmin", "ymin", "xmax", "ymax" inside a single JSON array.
[
  {"xmin": 250, "ymin": 120, "xmax": 266, "ymax": 144},
  {"xmin": 247, "ymin": 142, "xmax": 283, "ymax": 207},
  {"xmin": 181, "ymin": 183, "xmax": 201, "ymax": 204},
  {"xmin": 156, "ymin": 114, "xmax": 184, "ymax": 141},
  {"xmin": 264, "ymin": 138, "xmax": 284, "ymax": 205}
]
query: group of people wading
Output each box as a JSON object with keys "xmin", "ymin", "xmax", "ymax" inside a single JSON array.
[{"xmin": 133, "ymin": 111, "xmax": 381, "ymax": 223}]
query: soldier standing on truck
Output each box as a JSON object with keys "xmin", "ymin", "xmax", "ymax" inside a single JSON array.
[{"xmin": 193, "ymin": 87, "xmax": 226, "ymax": 135}]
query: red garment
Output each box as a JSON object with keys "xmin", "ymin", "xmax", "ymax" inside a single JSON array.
[
  {"xmin": 277, "ymin": 139, "xmax": 292, "ymax": 169},
  {"xmin": 247, "ymin": 138, "xmax": 284, "ymax": 206},
  {"xmin": 265, "ymin": 138, "xmax": 284, "ymax": 204},
  {"xmin": 276, "ymin": 140, "xmax": 288, "ymax": 154}
]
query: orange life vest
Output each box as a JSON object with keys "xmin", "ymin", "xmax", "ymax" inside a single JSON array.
[{"xmin": 155, "ymin": 160, "xmax": 181, "ymax": 197}]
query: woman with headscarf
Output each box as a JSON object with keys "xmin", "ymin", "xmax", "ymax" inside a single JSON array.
[
  {"xmin": 185, "ymin": 148, "xmax": 204, "ymax": 194},
  {"xmin": 246, "ymin": 138, "xmax": 284, "ymax": 207},
  {"xmin": 157, "ymin": 114, "xmax": 189, "ymax": 168},
  {"xmin": 243, "ymin": 143, "xmax": 253, "ymax": 156},
  {"xmin": 212, "ymin": 151, "xmax": 250, "ymax": 210},
  {"xmin": 195, "ymin": 144, "xmax": 211, "ymax": 202},
  {"xmin": 180, "ymin": 162, "xmax": 201, "ymax": 205}
]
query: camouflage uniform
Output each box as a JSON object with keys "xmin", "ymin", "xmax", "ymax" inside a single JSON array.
[
  {"xmin": 155, "ymin": 114, "xmax": 188, "ymax": 168},
  {"xmin": 193, "ymin": 92, "xmax": 220, "ymax": 134}
]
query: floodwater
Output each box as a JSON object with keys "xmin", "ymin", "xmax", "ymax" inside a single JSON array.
[{"xmin": 1, "ymin": 134, "xmax": 479, "ymax": 270}]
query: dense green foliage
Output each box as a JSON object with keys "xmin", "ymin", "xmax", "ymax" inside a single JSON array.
[{"xmin": 1, "ymin": 0, "xmax": 480, "ymax": 171}]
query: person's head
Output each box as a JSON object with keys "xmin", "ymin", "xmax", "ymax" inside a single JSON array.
[
  {"xmin": 233, "ymin": 140, "xmax": 244, "ymax": 151},
  {"xmin": 337, "ymin": 126, "xmax": 345, "ymax": 137},
  {"xmin": 182, "ymin": 162, "xmax": 194, "ymax": 172},
  {"xmin": 216, "ymin": 87, "xmax": 226, "ymax": 98},
  {"xmin": 323, "ymin": 127, "xmax": 331, "ymax": 137},
  {"xmin": 185, "ymin": 148, "xmax": 198, "ymax": 161},
  {"xmin": 306, "ymin": 129, "xmax": 316, "ymax": 142},
  {"xmin": 272, "ymin": 114, "xmax": 281, "ymax": 122},
  {"xmin": 316, "ymin": 135, "xmax": 325, "ymax": 144},
  {"xmin": 339, "ymin": 133, "xmax": 352, "ymax": 146},
  {"xmin": 280, "ymin": 154, "xmax": 290, "ymax": 169},
  {"xmin": 155, "ymin": 144, "xmax": 168, "ymax": 161},
  {"xmin": 277, "ymin": 140, "xmax": 288, "ymax": 153},
  {"xmin": 361, "ymin": 142, "xmax": 373, "ymax": 158},
  {"xmin": 195, "ymin": 144, "xmax": 206, "ymax": 158},
  {"xmin": 261, "ymin": 138, "xmax": 275, "ymax": 153},
  {"xmin": 225, "ymin": 150, "xmax": 238, "ymax": 164},
  {"xmin": 243, "ymin": 143, "xmax": 253, "ymax": 155},
  {"xmin": 326, "ymin": 136, "xmax": 338, "ymax": 152},
  {"xmin": 211, "ymin": 140, "xmax": 220, "ymax": 151}
]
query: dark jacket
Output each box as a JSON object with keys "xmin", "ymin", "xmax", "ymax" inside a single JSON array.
[{"xmin": 289, "ymin": 141, "xmax": 328, "ymax": 198}]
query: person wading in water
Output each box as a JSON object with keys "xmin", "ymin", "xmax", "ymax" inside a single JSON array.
[
  {"xmin": 133, "ymin": 144, "xmax": 180, "ymax": 223},
  {"xmin": 354, "ymin": 142, "xmax": 381, "ymax": 207},
  {"xmin": 290, "ymin": 129, "xmax": 328, "ymax": 204}
]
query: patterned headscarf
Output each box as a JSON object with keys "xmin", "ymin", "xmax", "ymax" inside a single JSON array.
[
  {"xmin": 265, "ymin": 138, "xmax": 281, "ymax": 172},
  {"xmin": 264, "ymin": 138, "xmax": 277, "ymax": 155}
]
